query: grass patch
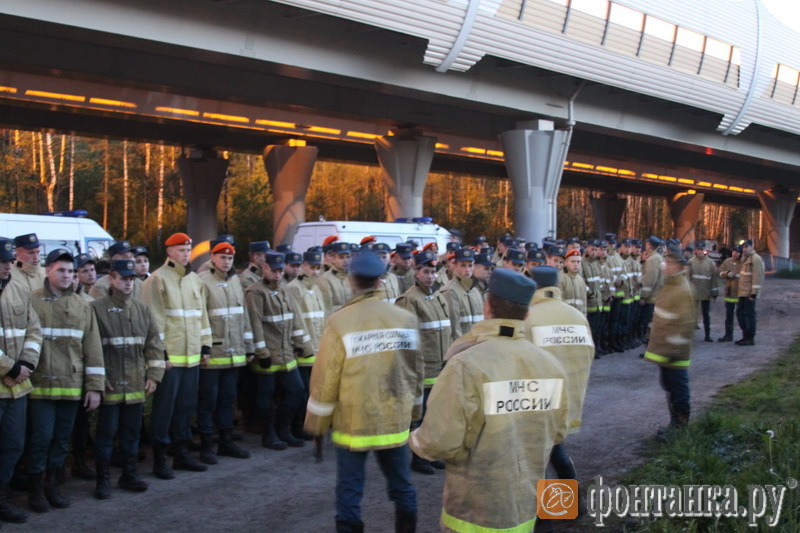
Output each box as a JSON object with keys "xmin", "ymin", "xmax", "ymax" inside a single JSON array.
[
  {"xmin": 607, "ymin": 338, "xmax": 800, "ymax": 532},
  {"xmin": 776, "ymin": 267, "xmax": 800, "ymax": 279}
]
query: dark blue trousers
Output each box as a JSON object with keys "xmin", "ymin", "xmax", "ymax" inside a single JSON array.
[
  {"xmin": 198, "ymin": 367, "xmax": 239, "ymax": 433},
  {"xmin": 0, "ymin": 396, "xmax": 26, "ymax": 483},
  {"xmin": 27, "ymin": 399, "xmax": 79, "ymax": 474},
  {"xmin": 151, "ymin": 365, "xmax": 199, "ymax": 444},
  {"xmin": 95, "ymin": 402, "xmax": 143, "ymax": 462}
]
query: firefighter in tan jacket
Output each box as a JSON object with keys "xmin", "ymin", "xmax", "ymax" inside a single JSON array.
[
  {"xmin": 0, "ymin": 237, "xmax": 42, "ymax": 525},
  {"xmin": 643, "ymin": 244, "xmax": 696, "ymax": 437},
  {"xmin": 635, "ymin": 236, "xmax": 665, "ymax": 345},
  {"xmin": 88, "ymin": 240, "xmax": 144, "ymax": 300},
  {"xmin": 12, "ymin": 233, "xmax": 46, "ymax": 292},
  {"xmin": 395, "ymin": 249, "xmax": 452, "ymax": 475},
  {"xmin": 559, "ymin": 249, "xmax": 587, "ymax": 315},
  {"xmin": 373, "ymin": 243, "xmax": 400, "ymax": 303},
  {"xmin": 687, "ymin": 241, "xmax": 717, "ymax": 342},
  {"xmin": 525, "ymin": 265, "xmax": 593, "ymax": 504},
  {"xmin": 305, "ymin": 251, "xmax": 423, "ymax": 533},
  {"xmin": 91, "ymin": 259, "xmax": 165, "ymax": 499},
  {"xmin": 410, "ymin": 269, "xmax": 569, "ymax": 533},
  {"xmin": 440, "ymin": 248, "xmax": 484, "ymax": 342},
  {"xmin": 316, "ymin": 242, "xmax": 353, "ymax": 316},
  {"xmin": 28, "ymin": 249, "xmax": 104, "ymax": 513},
  {"xmin": 735, "ymin": 239, "xmax": 764, "ymax": 345},
  {"xmin": 246, "ymin": 251, "xmax": 311, "ymax": 450},
  {"xmin": 717, "ymin": 246, "xmax": 741, "ymax": 342},
  {"xmin": 390, "ymin": 243, "xmax": 415, "ymax": 295},
  {"xmin": 142, "ymin": 232, "xmax": 213, "ymax": 479},
  {"xmin": 197, "ymin": 242, "xmax": 254, "ymax": 465}
]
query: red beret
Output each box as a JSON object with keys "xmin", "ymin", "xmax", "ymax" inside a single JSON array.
[
  {"xmin": 165, "ymin": 232, "xmax": 192, "ymax": 247},
  {"xmin": 360, "ymin": 235, "xmax": 377, "ymax": 245},
  {"xmin": 211, "ymin": 242, "xmax": 235, "ymax": 255},
  {"xmin": 565, "ymin": 249, "xmax": 581, "ymax": 259},
  {"xmin": 322, "ymin": 235, "xmax": 338, "ymax": 247},
  {"xmin": 422, "ymin": 242, "xmax": 438, "ymax": 252}
]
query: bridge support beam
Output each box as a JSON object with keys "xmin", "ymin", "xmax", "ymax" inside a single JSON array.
[
  {"xmin": 177, "ymin": 150, "xmax": 229, "ymax": 268},
  {"xmin": 590, "ymin": 193, "xmax": 627, "ymax": 238},
  {"xmin": 669, "ymin": 191, "xmax": 704, "ymax": 247},
  {"xmin": 499, "ymin": 120, "xmax": 570, "ymax": 241},
  {"xmin": 263, "ymin": 143, "xmax": 319, "ymax": 247},
  {"xmin": 758, "ymin": 187, "xmax": 797, "ymax": 258},
  {"xmin": 374, "ymin": 128, "xmax": 437, "ymax": 222}
]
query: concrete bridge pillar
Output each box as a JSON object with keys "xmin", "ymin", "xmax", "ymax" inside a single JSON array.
[
  {"xmin": 499, "ymin": 120, "xmax": 570, "ymax": 241},
  {"xmin": 176, "ymin": 149, "xmax": 229, "ymax": 267},
  {"xmin": 758, "ymin": 187, "xmax": 797, "ymax": 258},
  {"xmin": 590, "ymin": 193, "xmax": 627, "ymax": 238},
  {"xmin": 263, "ymin": 142, "xmax": 319, "ymax": 247},
  {"xmin": 374, "ymin": 128, "xmax": 437, "ymax": 221},
  {"xmin": 669, "ymin": 191, "xmax": 704, "ymax": 247}
]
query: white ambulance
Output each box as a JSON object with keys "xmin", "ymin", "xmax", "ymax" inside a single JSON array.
[
  {"xmin": 0, "ymin": 211, "xmax": 115, "ymax": 262},
  {"xmin": 290, "ymin": 218, "xmax": 453, "ymax": 251}
]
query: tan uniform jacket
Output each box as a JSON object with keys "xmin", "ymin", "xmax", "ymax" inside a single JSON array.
[
  {"xmin": 688, "ymin": 255, "xmax": 717, "ymax": 300},
  {"xmin": 604, "ymin": 251, "xmax": 624, "ymax": 296},
  {"xmin": 304, "ymin": 289, "xmax": 423, "ymax": 451},
  {"xmin": 141, "ymin": 260, "xmax": 212, "ymax": 368},
  {"xmin": 617, "ymin": 253, "xmax": 634, "ymax": 301},
  {"xmin": 628, "ymin": 254, "xmax": 642, "ymax": 300},
  {"xmin": 199, "ymin": 266, "xmax": 255, "ymax": 369},
  {"xmin": 525, "ymin": 287, "xmax": 594, "ymax": 433},
  {"xmin": 396, "ymin": 282, "xmax": 452, "ymax": 387},
  {"xmin": 284, "ymin": 275, "xmax": 326, "ymax": 367},
  {"xmin": 89, "ymin": 275, "xmax": 143, "ymax": 300},
  {"xmin": 390, "ymin": 265, "xmax": 413, "ymax": 295},
  {"xmin": 379, "ymin": 272, "xmax": 401, "ymax": 304},
  {"xmin": 440, "ymin": 273, "xmax": 484, "ymax": 342},
  {"xmin": 738, "ymin": 251, "xmax": 765, "ymax": 297},
  {"xmin": 640, "ymin": 251, "xmax": 664, "ymax": 304},
  {"xmin": 245, "ymin": 279, "xmax": 309, "ymax": 374},
  {"xmin": 30, "ymin": 281, "xmax": 105, "ymax": 400},
  {"xmin": 409, "ymin": 319, "xmax": 569, "ymax": 533},
  {"xmin": 238, "ymin": 264, "xmax": 262, "ymax": 291},
  {"xmin": 718, "ymin": 257, "xmax": 741, "ymax": 302},
  {"xmin": 558, "ymin": 270, "xmax": 588, "ymax": 315},
  {"xmin": 91, "ymin": 288, "xmax": 165, "ymax": 404},
  {"xmin": 12, "ymin": 262, "xmax": 45, "ymax": 293},
  {"xmin": 644, "ymin": 272, "xmax": 696, "ymax": 369},
  {"xmin": 316, "ymin": 267, "xmax": 352, "ymax": 316},
  {"xmin": 0, "ymin": 278, "xmax": 42, "ymax": 399}
]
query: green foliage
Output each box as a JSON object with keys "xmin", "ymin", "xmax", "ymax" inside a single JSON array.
[{"xmin": 776, "ymin": 267, "xmax": 800, "ymax": 279}]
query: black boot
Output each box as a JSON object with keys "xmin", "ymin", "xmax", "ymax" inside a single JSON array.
[
  {"xmin": 71, "ymin": 449, "xmax": 95, "ymax": 480},
  {"xmin": 43, "ymin": 470, "xmax": 69, "ymax": 509},
  {"xmin": 118, "ymin": 456, "xmax": 148, "ymax": 492},
  {"xmin": 396, "ymin": 511, "xmax": 417, "ymax": 533},
  {"xmin": 261, "ymin": 409, "xmax": 287, "ymax": 450},
  {"xmin": 94, "ymin": 460, "xmax": 111, "ymax": 500},
  {"xmin": 336, "ymin": 520, "xmax": 365, "ymax": 533},
  {"xmin": 27, "ymin": 474, "xmax": 49, "ymax": 513},
  {"xmin": 218, "ymin": 429, "xmax": 250, "ymax": 459},
  {"xmin": 152, "ymin": 442, "xmax": 175, "ymax": 480},
  {"xmin": 172, "ymin": 441, "xmax": 207, "ymax": 472},
  {"xmin": 704, "ymin": 328, "xmax": 713, "ymax": 342},
  {"xmin": 199, "ymin": 433, "xmax": 218, "ymax": 465},
  {"xmin": 275, "ymin": 417, "xmax": 305, "ymax": 448},
  {"xmin": 0, "ymin": 483, "xmax": 27, "ymax": 523},
  {"xmin": 410, "ymin": 453, "xmax": 435, "ymax": 475}
]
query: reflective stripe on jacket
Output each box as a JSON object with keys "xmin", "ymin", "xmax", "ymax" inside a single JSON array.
[
  {"xmin": 141, "ymin": 260, "xmax": 212, "ymax": 368},
  {"xmin": 644, "ymin": 272, "xmax": 696, "ymax": 369},
  {"xmin": 718, "ymin": 257, "xmax": 740, "ymax": 301},
  {"xmin": 440, "ymin": 273, "xmax": 484, "ymax": 343},
  {"xmin": 305, "ymin": 288, "xmax": 423, "ymax": 451},
  {"xmin": 0, "ymin": 278, "xmax": 42, "ymax": 399},
  {"xmin": 284, "ymin": 275, "xmax": 326, "ymax": 366},
  {"xmin": 30, "ymin": 280, "xmax": 104, "ymax": 400},
  {"xmin": 738, "ymin": 251, "xmax": 765, "ymax": 297},
  {"xmin": 640, "ymin": 251, "xmax": 664, "ymax": 304},
  {"xmin": 200, "ymin": 267, "xmax": 254, "ymax": 369},
  {"xmin": 379, "ymin": 272, "xmax": 400, "ymax": 304},
  {"xmin": 395, "ymin": 282, "xmax": 451, "ymax": 386},
  {"xmin": 92, "ymin": 288, "xmax": 165, "ymax": 404},
  {"xmin": 688, "ymin": 255, "xmax": 717, "ymax": 300},
  {"xmin": 316, "ymin": 267, "xmax": 352, "ymax": 316},
  {"xmin": 558, "ymin": 270, "xmax": 587, "ymax": 315},
  {"xmin": 409, "ymin": 319, "xmax": 569, "ymax": 533}
]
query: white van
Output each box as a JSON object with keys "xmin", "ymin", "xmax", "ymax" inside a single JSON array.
[
  {"xmin": 291, "ymin": 219, "xmax": 453, "ymax": 252},
  {"xmin": 0, "ymin": 211, "xmax": 115, "ymax": 262}
]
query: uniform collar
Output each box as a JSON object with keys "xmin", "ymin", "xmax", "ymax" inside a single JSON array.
[
  {"xmin": 468, "ymin": 318, "xmax": 526, "ymax": 342},
  {"xmin": 15, "ymin": 261, "xmax": 40, "ymax": 276},
  {"xmin": 109, "ymin": 286, "xmax": 132, "ymax": 307},
  {"xmin": 532, "ymin": 286, "xmax": 562, "ymax": 304},
  {"xmin": 454, "ymin": 272, "xmax": 475, "ymax": 291},
  {"xmin": 344, "ymin": 287, "xmax": 383, "ymax": 308},
  {"xmin": 210, "ymin": 266, "xmax": 229, "ymax": 281},
  {"xmin": 43, "ymin": 278, "xmax": 75, "ymax": 298},
  {"xmin": 166, "ymin": 259, "xmax": 189, "ymax": 276}
]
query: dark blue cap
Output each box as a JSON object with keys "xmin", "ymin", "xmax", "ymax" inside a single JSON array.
[
  {"xmin": 454, "ymin": 248, "xmax": 475, "ymax": 262},
  {"xmin": 694, "ymin": 240, "xmax": 706, "ymax": 249},
  {"xmin": 303, "ymin": 251, "xmax": 322, "ymax": 265},
  {"xmin": 131, "ymin": 246, "xmax": 149, "ymax": 257},
  {"xmin": 359, "ymin": 243, "xmax": 375, "ymax": 251},
  {"xmin": 306, "ymin": 245, "xmax": 323, "ymax": 253},
  {"xmin": 350, "ymin": 251, "xmax": 385, "ymax": 279},
  {"xmin": 488, "ymin": 268, "xmax": 537, "ymax": 305},
  {"xmin": 631, "ymin": 239, "xmax": 642, "ymax": 247},
  {"xmin": 108, "ymin": 240, "xmax": 132, "ymax": 257},
  {"xmin": 505, "ymin": 248, "xmax": 525, "ymax": 265},
  {"xmin": 110, "ymin": 259, "xmax": 136, "ymax": 277},
  {"xmin": 0, "ymin": 238, "xmax": 14, "ymax": 261},
  {"xmin": 406, "ymin": 239, "xmax": 419, "ymax": 250},
  {"xmin": 734, "ymin": 245, "xmax": 743, "ymax": 253},
  {"xmin": 330, "ymin": 242, "xmax": 351, "ymax": 254},
  {"xmin": 549, "ymin": 246, "xmax": 566, "ymax": 258},
  {"xmin": 645, "ymin": 236, "xmax": 663, "ymax": 247},
  {"xmin": 13, "ymin": 233, "xmax": 40, "ymax": 249},
  {"xmin": 373, "ymin": 243, "xmax": 390, "ymax": 253},
  {"xmin": 249, "ymin": 241, "xmax": 271, "ymax": 253},
  {"xmin": 349, "ymin": 243, "xmax": 359, "ymax": 252},
  {"xmin": 532, "ymin": 266, "xmax": 559, "ymax": 288},
  {"xmin": 665, "ymin": 244, "xmax": 688, "ymax": 265},
  {"xmin": 211, "ymin": 234, "xmax": 235, "ymax": 249},
  {"xmin": 394, "ymin": 243, "xmax": 413, "ymax": 258},
  {"xmin": 525, "ymin": 241, "xmax": 539, "ymax": 251},
  {"xmin": 285, "ymin": 252, "xmax": 302, "ymax": 265},
  {"xmin": 743, "ymin": 239, "xmax": 754, "ymax": 247},
  {"xmin": 276, "ymin": 244, "xmax": 292, "ymax": 253},
  {"xmin": 620, "ymin": 238, "xmax": 632, "ymax": 246},
  {"xmin": 587, "ymin": 238, "xmax": 601, "ymax": 247},
  {"xmin": 75, "ymin": 253, "xmax": 94, "ymax": 268},
  {"xmin": 527, "ymin": 249, "xmax": 546, "ymax": 263},
  {"xmin": 566, "ymin": 236, "xmax": 581, "ymax": 245},
  {"xmin": 473, "ymin": 235, "xmax": 487, "ymax": 245},
  {"xmin": 265, "ymin": 252, "xmax": 285, "ymax": 269},
  {"xmin": 666, "ymin": 238, "xmax": 681, "ymax": 247},
  {"xmin": 414, "ymin": 250, "xmax": 437, "ymax": 267},
  {"xmin": 45, "ymin": 248, "xmax": 74, "ymax": 267},
  {"xmin": 474, "ymin": 253, "xmax": 494, "ymax": 267},
  {"xmin": 445, "ymin": 242, "xmax": 461, "ymax": 252}
]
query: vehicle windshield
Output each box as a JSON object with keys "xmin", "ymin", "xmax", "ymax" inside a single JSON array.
[{"xmin": 86, "ymin": 239, "xmax": 113, "ymax": 260}]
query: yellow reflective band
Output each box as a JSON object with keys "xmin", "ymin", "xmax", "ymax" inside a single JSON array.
[
  {"xmin": 441, "ymin": 509, "xmax": 536, "ymax": 533},
  {"xmin": 634, "ymin": 295, "xmax": 641, "ymax": 301},
  {"xmin": 644, "ymin": 352, "xmax": 691, "ymax": 367},
  {"xmin": 105, "ymin": 391, "xmax": 145, "ymax": 402},
  {"xmin": 206, "ymin": 355, "xmax": 247, "ymax": 366},
  {"xmin": 622, "ymin": 298, "xmax": 633, "ymax": 304},
  {"xmin": 601, "ymin": 306, "xmax": 611, "ymax": 312},
  {"xmin": 251, "ymin": 359, "xmax": 298, "ymax": 374},
  {"xmin": 296, "ymin": 355, "xmax": 316, "ymax": 365},
  {"xmin": 586, "ymin": 306, "xmax": 599, "ymax": 313},
  {"xmin": 615, "ymin": 291, "xmax": 624, "ymax": 297},
  {"xmin": 167, "ymin": 354, "xmax": 202, "ymax": 366},
  {"xmin": 331, "ymin": 428, "xmax": 409, "ymax": 448},
  {"xmin": 724, "ymin": 297, "xmax": 738, "ymax": 303},
  {"xmin": 30, "ymin": 387, "xmax": 82, "ymax": 397},
  {"xmin": 423, "ymin": 377, "xmax": 437, "ymax": 386}
]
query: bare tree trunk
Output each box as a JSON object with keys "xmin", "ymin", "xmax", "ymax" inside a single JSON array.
[
  {"xmin": 43, "ymin": 133, "xmax": 58, "ymax": 212},
  {"xmin": 58, "ymin": 134, "xmax": 66, "ymax": 175},
  {"xmin": 123, "ymin": 140, "xmax": 129, "ymax": 238},
  {"xmin": 69, "ymin": 135, "xmax": 75, "ymax": 210},
  {"xmin": 157, "ymin": 143, "xmax": 165, "ymax": 239},
  {"xmin": 143, "ymin": 143, "xmax": 150, "ymax": 237},
  {"xmin": 103, "ymin": 139, "xmax": 109, "ymax": 229}
]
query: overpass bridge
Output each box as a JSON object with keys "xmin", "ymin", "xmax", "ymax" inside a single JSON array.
[{"xmin": 0, "ymin": 0, "xmax": 798, "ymax": 255}]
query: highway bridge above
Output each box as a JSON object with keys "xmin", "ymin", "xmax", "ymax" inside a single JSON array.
[{"xmin": 1, "ymin": 0, "xmax": 799, "ymax": 255}]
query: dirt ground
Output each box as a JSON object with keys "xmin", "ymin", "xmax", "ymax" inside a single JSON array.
[{"xmin": 9, "ymin": 276, "xmax": 800, "ymax": 533}]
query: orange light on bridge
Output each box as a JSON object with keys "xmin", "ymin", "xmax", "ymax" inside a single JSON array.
[
  {"xmin": 306, "ymin": 126, "xmax": 340, "ymax": 135},
  {"xmin": 677, "ymin": 178, "xmax": 694, "ymax": 184},
  {"xmin": 713, "ymin": 184, "xmax": 729, "ymax": 189},
  {"xmin": 0, "ymin": 86, "xmax": 17, "ymax": 94},
  {"xmin": 347, "ymin": 131, "xmax": 381, "ymax": 140},
  {"xmin": 255, "ymin": 119, "xmax": 294, "ymax": 128},
  {"xmin": 729, "ymin": 186, "xmax": 744, "ymax": 192},
  {"xmin": 486, "ymin": 150, "xmax": 504, "ymax": 157},
  {"xmin": 743, "ymin": 189, "xmax": 756, "ymax": 193},
  {"xmin": 572, "ymin": 162, "xmax": 594, "ymax": 169},
  {"xmin": 642, "ymin": 173, "xmax": 659, "ymax": 179},
  {"xmin": 203, "ymin": 112, "xmax": 249, "ymax": 124},
  {"xmin": 156, "ymin": 106, "xmax": 200, "ymax": 117},
  {"xmin": 596, "ymin": 166, "xmax": 618, "ymax": 173},
  {"xmin": 461, "ymin": 147, "xmax": 487, "ymax": 155},
  {"xmin": 88, "ymin": 98, "xmax": 136, "ymax": 108},
  {"xmin": 658, "ymin": 176, "xmax": 677, "ymax": 182},
  {"xmin": 696, "ymin": 181, "xmax": 711, "ymax": 187},
  {"xmin": 617, "ymin": 169, "xmax": 636, "ymax": 176},
  {"xmin": 25, "ymin": 90, "xmax": 85, "ymax": 102},
  {"xmin": 434, "ymin": 143, "xmax": 450, "ymax": 150}
]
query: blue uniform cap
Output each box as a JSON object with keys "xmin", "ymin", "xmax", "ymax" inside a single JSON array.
[
  {"xmin": 45, "ymin": 248, "xmax": 74, "ymax": 267},
  {"xmin": 665, "ymin": 244, "xmax": 688, "ymax": 265},
  {"xmin": 454, "ymin": 248, "xmax": 475, "ymax": 262},
  {"xmin": 108, "ymin": 240, "xmax": 132, "ymax": 257},
  {"xmin": 303, "ymin": 251, "xmax": 322, "ymax": 265},
  {"xmin": 285, "ymin": 252, "xmax": 302, "ymax": 265},
  {"xmin": 110, "ymin": 259, "xmax": 136, "ymax": 277},
  {"xmin": 488, "ymin": 268, "xmax": 537, "ymax": 305},
  {"xmin": 531, "ymin": 266, "xmax": 559, "ymax": 289},
  {"xmin": 210, "ymin": 234, "xmax": 235, "ymax": 249},
  {"xmin": 75, "ymin": 253, "xmax": 95, "ymax": 268},
  {"xmin": 549, "ymin": 246, "xmax": 566, "ymax": 258},
  {"xmin": 527, "ymin": 249, "xmax": 546, "ymax": 263},
  {"xmin": 329, "ymin": 242, "xmax": 351, "ymax": 254},
  {"xmin": 645, "ymin": 236, "xmax": 663, "ymax": 247},
  {"xmin": 13, "ymin": 233, "xmax": 40, "ymax": 250},
  {"xmin": 264, "ymin": 252, "xmax": 285, "ymax": 269},
  {"xmin": 505, "ymin": 248, "xmax": 526, "ymax": 265},
  {"xmin": 350, "ymin": 251, "xmax": 386, "ymax": 279},
  {"xmin": 395, "ymin": 243, "xmax": 413, "ymax": 258},
  {"xmin": 276, "ymin": 244, "xmax": 292, "ymax": 253},
  {"xmin": 474, "ymin": 253, "xmax": 494, "ymax": 267},
  {"xmin": 445, "ymin": 242, "xmax": 461, "ymax": 252},
  {"xmin": 372, "ymin": 243, "xmax": 390, "ymax": 253},
  {"xmin": 249, "ymin": 241, "xmax": 271, "ymax": 253},
  {"xmin": 414, "ymin": 250, "xmax": 437, "ymax": 267},
  {"xmin": 0, "ymin": 238, "xmax": 15, "ymax": 261}
]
